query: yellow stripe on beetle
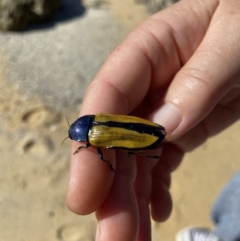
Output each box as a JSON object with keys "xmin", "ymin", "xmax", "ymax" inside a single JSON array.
[
  {"xmin": 94, "ymin": 113, "xmax": 160, "ymax": 127},
  {"xmin": 89, "ymin": 125, "xmax": 159, "ymax": 149},
  {"xmin": 68, "ymin": 113, "xmax": 166, "ymax": 172}
]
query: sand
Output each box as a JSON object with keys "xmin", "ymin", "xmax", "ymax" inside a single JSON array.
[{"xmin": 0, "ymin": 0, "xmax": 239, "ymax": 240}]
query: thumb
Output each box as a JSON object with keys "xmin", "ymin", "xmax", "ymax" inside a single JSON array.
[{"xmin": 151, "ymin": 2, "xmax": 240, "ymax": 141}]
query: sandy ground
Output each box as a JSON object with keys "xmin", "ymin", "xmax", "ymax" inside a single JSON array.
[{"xmin": 0, "ymin": 0, "xmax": 239, "ymax": 241}]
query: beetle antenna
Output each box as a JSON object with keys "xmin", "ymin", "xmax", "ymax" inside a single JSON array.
[
  {"xmin": 61, "ymin": 117, "xmax": 71, "ymax": 145},
  {"xmin": 61, "ymin": 136, "xmax": 69, "ymax": 145},
  {"xmin": 66, "ymin": 116, "xmax": 70, "ymax": 127}
]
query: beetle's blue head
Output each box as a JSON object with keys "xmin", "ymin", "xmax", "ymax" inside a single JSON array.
[{"xmin": 68, "ymin": 115, "xmax": 94, "ymax": 142}]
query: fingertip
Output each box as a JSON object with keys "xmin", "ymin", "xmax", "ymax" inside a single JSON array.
[
  {"xmin": 95, "ymin": 172, "xmax": 139, "ymax": 241},
  {"xmin": 67, "ymin": 143, "xmax": 115, "ymax": 215},
  {"xmin": 151, "ymin": 181, "xmax": 172, "ymax": 222}
]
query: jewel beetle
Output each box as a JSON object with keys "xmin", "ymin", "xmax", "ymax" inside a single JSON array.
[{"xmin": 68, "ymin": 113, "xmax": 166, "ymax": 172}]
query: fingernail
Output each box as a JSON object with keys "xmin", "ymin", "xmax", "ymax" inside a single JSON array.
[{"xmin": 151, "ymin": 103, "xmax": 182, "ymax": 135}]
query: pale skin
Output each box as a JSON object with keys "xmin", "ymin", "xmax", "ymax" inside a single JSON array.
[{"xmin": 67, "ymin": 0, "xmax": 240, "ymax": 240}]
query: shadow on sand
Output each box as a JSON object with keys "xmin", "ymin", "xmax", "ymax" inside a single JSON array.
[{"xmin": 24, "ymin": 0, "xmax": 86, "ymax": 31}]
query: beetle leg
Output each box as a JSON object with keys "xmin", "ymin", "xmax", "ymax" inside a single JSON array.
[
  {"xmin": 146, "ymin": 155, "xmax": 161, "ymax": 159},
  {"xmin": 128, "ymin": 152, "xmax": 161, "ymax": 159},
  {"xmin": 128, "ymin": 152, "xmax": 135, "ymax": 157},
  {"xmin": 97, "ymin": 147, "xmax": 115, "ymax": 172},
  {"xmin": 73, "ymin": 143, "xmax": 90, "ymax": 155}
]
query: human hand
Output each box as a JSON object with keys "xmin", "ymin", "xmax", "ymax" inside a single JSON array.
[{"xmin": 67, "ymin": 0, "xmax": 240, "ymax": 240}]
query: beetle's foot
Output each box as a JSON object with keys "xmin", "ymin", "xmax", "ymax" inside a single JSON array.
[
  {"xmin": 101, "ymin": 158, "xmax": 115, "ymax": 172},
  {"xmin": 73, "ymin": 143, "xmax": 90, "ymax": 155},
  {"xmin": 73, "ymin": 146, "xmax": 83, "ymax": 155},
  {"xmin": 108, "ymin": 162, "xmax": 115, "ymax": 173},
  {"xmin": 147, "ymin": 155, "xmax": 160, "ymax": 159},
  {"xmin": 97, "ymin": 147, "xmax": 115, "ymax": 172},
  {"xmin": 128, "ymin": 152, "xmax": 161, "ymax": 159},
  {"xmin": 73, "ymin": 149, "xmax": 80, "ymax": 155},
  {"xmin": 105, "ymin": 159, "xmax": 115, "ymax": 173}
]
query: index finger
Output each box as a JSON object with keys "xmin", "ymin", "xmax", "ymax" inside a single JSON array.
[
  {"xmin": 66, "ymin": 35, "xmax": 154, "ymax": 214},
  {"xmin": 66, "ymin": 42, "xmax": 154, "ymax": 214}
]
